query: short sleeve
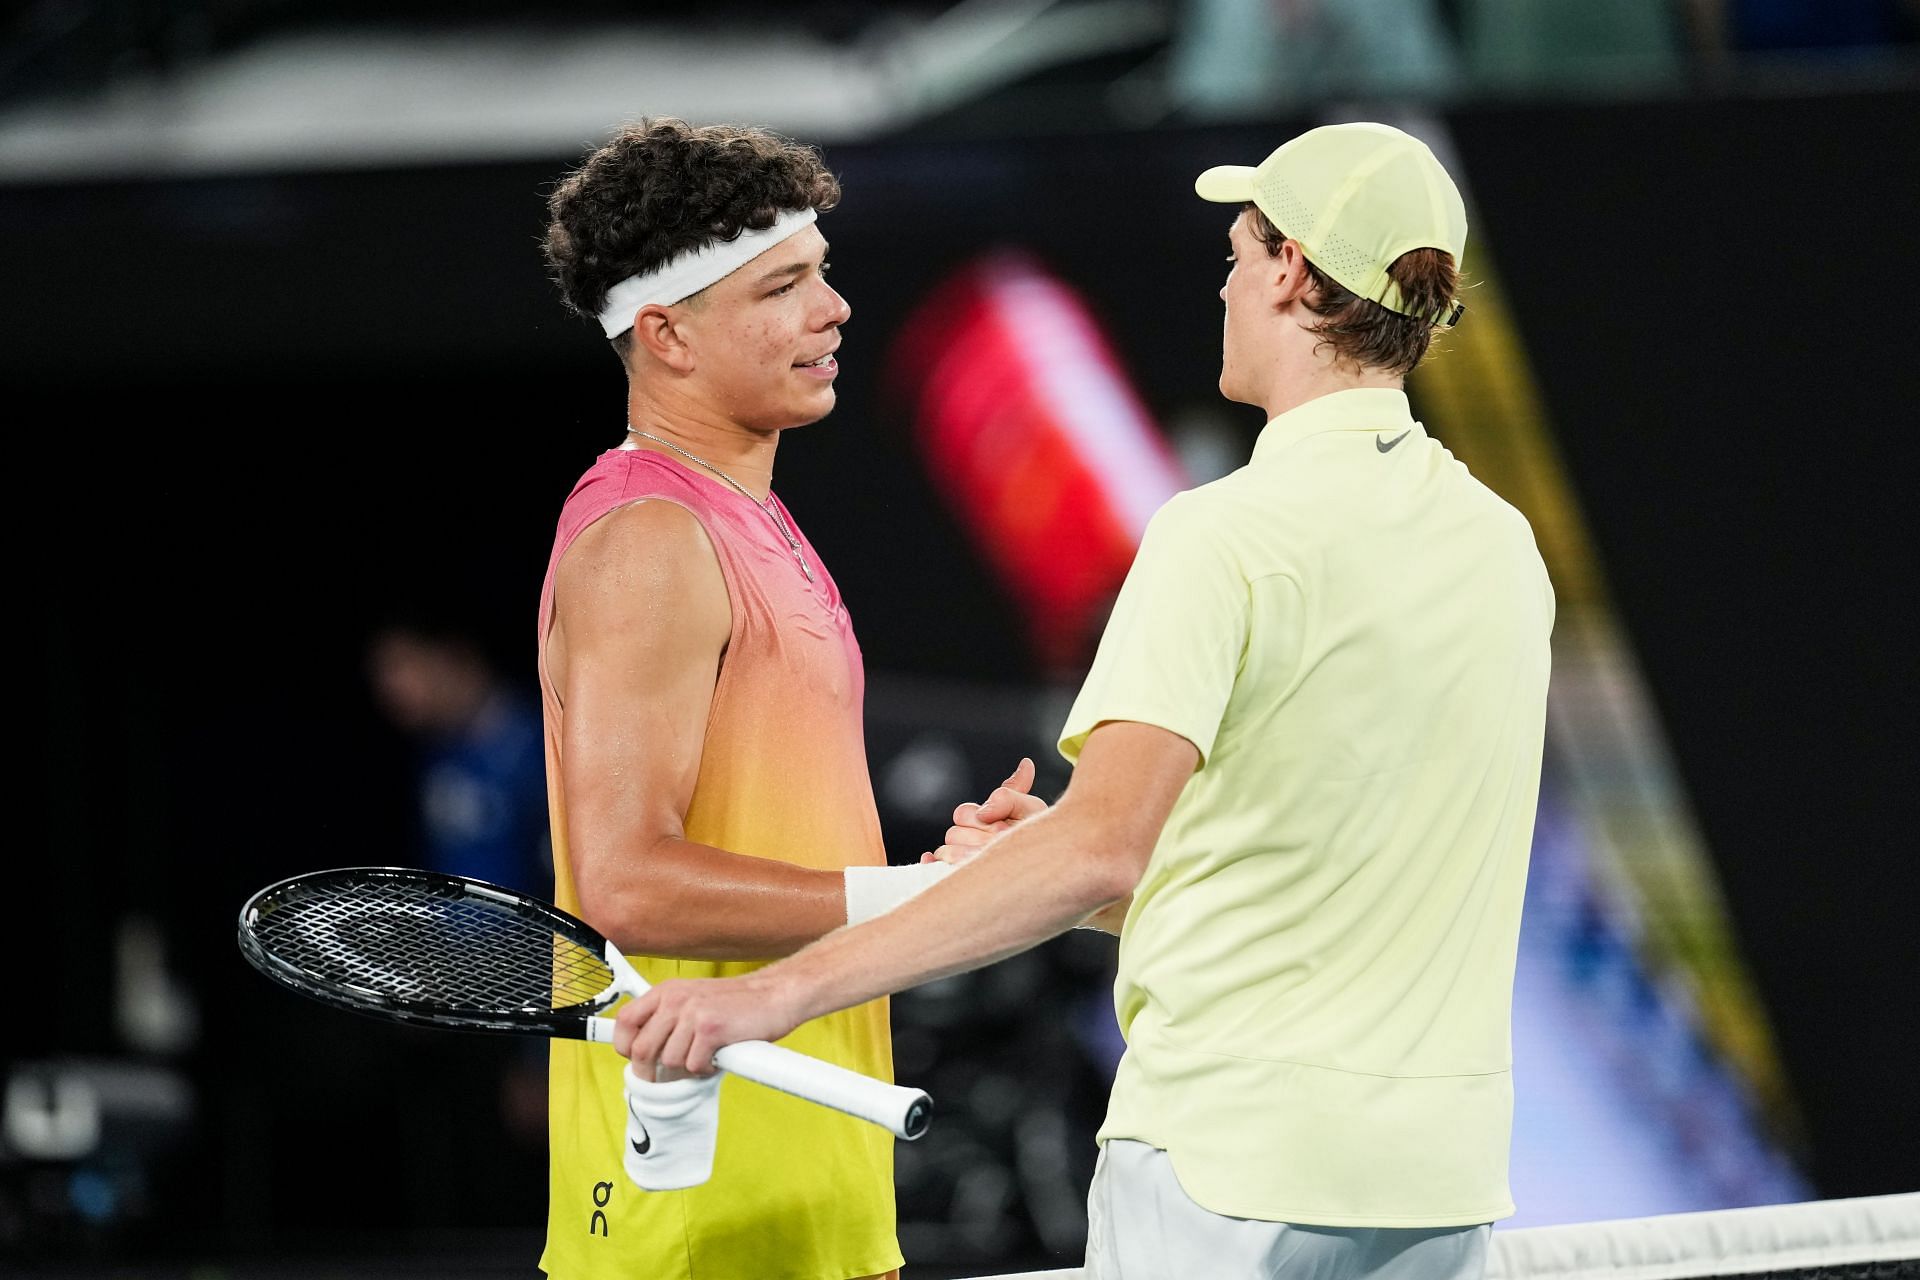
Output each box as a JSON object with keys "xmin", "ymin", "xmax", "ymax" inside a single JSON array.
[{"xmin": 1058, "ymin": 494, "xmax": 1250, "ymax": 768}]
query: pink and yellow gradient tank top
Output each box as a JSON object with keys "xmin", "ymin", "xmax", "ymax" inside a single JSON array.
[{"xmin": 535, "ymin": 446, "xmax": 899, "ymax": 1280}]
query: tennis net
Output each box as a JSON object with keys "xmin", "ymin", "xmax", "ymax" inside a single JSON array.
[{"xmin": 965, "ymin": 1191, "xmax": 1920, "ymax": 1279}]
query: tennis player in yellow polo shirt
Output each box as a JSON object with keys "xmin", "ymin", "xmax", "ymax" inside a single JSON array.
[{"xmin": 612, "ymin": 122, "xmax": 1554, "ymax": 1280}]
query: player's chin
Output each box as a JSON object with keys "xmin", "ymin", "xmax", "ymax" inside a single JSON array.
[
  {"xmin": 791, "ymin": 387, "xmax": 837, "ymax": 424},
  {"xmin": 1218, "ymin": 368, "xmax": 1255, "ymax": 407}
]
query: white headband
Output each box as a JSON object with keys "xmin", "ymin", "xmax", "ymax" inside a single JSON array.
[{"xmin": 597, "ymin": 207, "xmax": 819, "ymax": 338}]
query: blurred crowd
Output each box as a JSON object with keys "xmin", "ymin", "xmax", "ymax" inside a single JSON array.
[
  {"xmin": 6, "ymin": 0, "xmax": 1917, "ymax": 127},
  {"xmin": 1167, "ymin": 0, "xmax": 1920, "ymax": 116}
]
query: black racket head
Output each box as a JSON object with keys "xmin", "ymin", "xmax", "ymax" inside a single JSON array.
[{"xmin": 237, "ymin": 867, "xmax": 619, "ymax": 1038}]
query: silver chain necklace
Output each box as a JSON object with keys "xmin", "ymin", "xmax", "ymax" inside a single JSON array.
[{"xmin": 626, "ymin": 428, "xmax": 814, "ymax": 582}]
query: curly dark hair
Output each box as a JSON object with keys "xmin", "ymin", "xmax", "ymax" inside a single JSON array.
[
  {"xmin": 1246, "ymin": 204, "xmax": 1461, "ymax": 377},
  {"xmin": 544, "ymin": 118, "xmax": 841, "ymax": 346}
]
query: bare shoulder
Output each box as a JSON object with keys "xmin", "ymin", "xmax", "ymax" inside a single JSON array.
[
  {"xmin": 559, "ymin": 498, "xmax": 723, "ymax": 595},
  {"xmin": 553, "ymin": 498, "xmax": 731, "ymax": 648}
]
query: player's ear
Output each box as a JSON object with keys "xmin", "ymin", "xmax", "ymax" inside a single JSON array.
[
  {"xmin": 1270, "ymin": 239, "xmax": 1314, "ymax": 309},
  {"xmin": 631, "ymin": 305, "xmax": 696, "ymax": 373}
]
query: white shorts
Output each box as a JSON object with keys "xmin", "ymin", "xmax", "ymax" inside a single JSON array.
[{"xmin": 1084, "ymin": 1140, "xmax": 1491, "ymax": 1280}]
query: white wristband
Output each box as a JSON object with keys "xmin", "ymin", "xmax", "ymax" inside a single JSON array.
[{"xmin": 844, "ymin": 862, "xmax": 956, "ymax": 925}]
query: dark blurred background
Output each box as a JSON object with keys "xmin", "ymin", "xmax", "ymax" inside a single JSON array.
[{"xmin": 7, "ymin": 0, "xmax": 1919, "ymax": 1276}]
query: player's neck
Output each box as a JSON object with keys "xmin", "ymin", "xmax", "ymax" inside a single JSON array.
[
  {"xmin": 625, "ymin": 392, "xmax": 781, "ymax": 499},
  {"xmin": 1258, "ymin": 344, "xmax": 1403, "ymax": 422}
]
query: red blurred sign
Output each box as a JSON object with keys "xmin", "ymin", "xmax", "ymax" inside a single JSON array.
[{"xmin": 887, "ymin": 251, "xmax": 1189, "ymax": 672}]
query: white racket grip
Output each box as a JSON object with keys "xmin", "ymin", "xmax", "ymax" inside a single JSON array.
[
  {"xmin": 591, "ymin": 945, "xmax": 934, "ymax": 1141},
  {"xmin": 709, "ymin": 1039, "xmax": 932, "ymax": 1140}
]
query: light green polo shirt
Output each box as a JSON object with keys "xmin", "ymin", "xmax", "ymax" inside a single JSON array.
[{"xmin": 1060, "ymin": 387, "xmax": 1553, "ymax": 1228}]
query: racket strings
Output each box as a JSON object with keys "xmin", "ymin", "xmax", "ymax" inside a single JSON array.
[{"xmin": 252, "ymin": 878, "xmax": 615, "ymax": 1016}]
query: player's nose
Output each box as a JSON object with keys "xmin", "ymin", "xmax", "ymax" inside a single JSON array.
[{"xmin": 821, "ymin": 282, "xmax": 851, "ymax": 328}]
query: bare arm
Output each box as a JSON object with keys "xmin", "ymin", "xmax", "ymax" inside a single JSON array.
[
  {"xmin": 550, "ymin": 499, "xmax": 844, "ymax": 959},
  {"xmin": 1080, "ymin": 895, "xmax": 1132, "ymax": 935},
  {"xmin": 930, "ymin": 758, "xmax": 1130, "ymax": 934},
  {"xmin": 614, "ymin": 720, "xmax": 1198, "ymax": 1071}
]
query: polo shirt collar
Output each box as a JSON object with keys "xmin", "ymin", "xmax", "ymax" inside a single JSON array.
[{"xmin": 1250, "ymin": 388, "xmax": 1420, "ymax": 464}]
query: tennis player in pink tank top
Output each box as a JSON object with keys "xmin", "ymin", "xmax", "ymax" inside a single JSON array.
[{"xmin": 532, "ymin": 121, "xmax": 1024, "ymax": 1280}]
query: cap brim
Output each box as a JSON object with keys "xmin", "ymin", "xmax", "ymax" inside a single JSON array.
[{"xmin": 1194, "ymin": 165, "xmax": 1257, "ymax": 203}]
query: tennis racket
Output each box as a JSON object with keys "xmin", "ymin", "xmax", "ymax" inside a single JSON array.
[{"xmin": 236, "ymin": 866, "xmax": 932, "ymax": 1140}]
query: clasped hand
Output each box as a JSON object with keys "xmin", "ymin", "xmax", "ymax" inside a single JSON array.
[
  {"xmin": 921, "ymin": 755, "xmax": 1048, "ymax": 867},
  {"xmin": 614, "ymin": 757, "xmax": 1050, "ymax": 1076}
]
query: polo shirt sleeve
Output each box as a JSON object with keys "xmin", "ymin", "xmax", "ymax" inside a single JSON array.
[{"xmin": 1058, "ymin": 493, "xmax": 1250, "ymax": 769}]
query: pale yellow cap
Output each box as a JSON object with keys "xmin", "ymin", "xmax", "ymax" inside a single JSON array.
[{"xmin": 1196, "ymin": 122, "xmax": 1468, "ymax": 326}]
